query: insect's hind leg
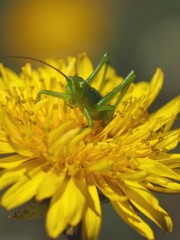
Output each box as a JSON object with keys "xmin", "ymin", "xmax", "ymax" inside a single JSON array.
[
  {"xmin": 35, "ymin": 90, "xmax": 66, "ymax": 103},
  {"xmin": 86, "ymin": 53, "xmax": 110, "ymax": 90},
  {"xmin": 93, "ymin": 104, "xmax": 115, "ymax": 126},
  {"xmin": 113, "ymin": 80, "xmax": 132, "ymax": 109},
  {"xmin": 82, "ymin": 105, "xmax": 114, "ymax": 128},
  {"xmin": 98, "ymin": 54, "xmax": 110, "ymax": 92},
  {"xmin": 96, "ymin": 71, "xmax": 136, "ymax": 107}
]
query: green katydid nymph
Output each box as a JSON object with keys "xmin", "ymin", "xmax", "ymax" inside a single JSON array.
[{"xmin": 1, "ymin": 53, "xmax": 136, "ymax": 127}]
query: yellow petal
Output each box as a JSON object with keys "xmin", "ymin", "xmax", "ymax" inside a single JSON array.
[
  {"xmin": 47, "ymin": 120, "xmax": 73, "ymax": 147},
  {"xmin": 93, "ymin": 175, "xmax": 127, "ymax": 202},
  {"xmin": 77, "ymin": 52, "xmax": 94, "ymax": 79},
  {"xmin": 111, "ymin": 200, "xmax": 154, "ymax": 240},
  {"xmin": 0, "ymin": 154, "xmax": 31, "ymax": 168},
  {"xmin": 145, "ymin": 175, "xmax": 180, "ymax": 191},
  {"xmin": 46, "ymin": 176, "xmax": 85, "ymax": 238},
  {"xmin": 121, "ymin": 181, "xmax": 172, "ymax": 233},
  {"xmin": 82, "ymin": 182, "xmax": 101, "ymax": 240},
  {"xmin": 88, "ymin": 159, "xmax": 114, "ymax": 173},
  {"xmin": 138, "ymin": 158, "xmax": 180, "ymax": 180},
  {"xmin": 157, "ymin": 154, "xmax": 180, "ymax": 168},
  {"xmin": 0, "ymin": 141, "xmax": 15, "ymax": 153},
  {"xmin": 0, "ymin": 168, "xmax": 26, "ymax": 190},
  {"xmin": 1, "ymin": 167, "xmax": 46, "ymax": 209},
  {"xmin": 67, "ymin": 127, "xmax": 91, "ymax": 156},
  {"xmin": 48, "ymin": 127, "xmax": 80, "ymax": 157},
  {"xmin": 36, "ymin": 170, "xmax": 61, "ymax": 201},
  {"xmin": 149, "ymin": 96, "xmax": 180, "ymax": 127}
]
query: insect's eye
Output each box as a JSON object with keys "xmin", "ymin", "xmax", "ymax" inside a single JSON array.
[{"xmin": 79, "ymin": 81, "xmax": 85, "ymax": 88}]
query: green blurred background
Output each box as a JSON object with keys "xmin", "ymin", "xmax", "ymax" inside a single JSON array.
[{"xmin": 0, "ymin": 0, "xmax": 180, "ymax": 239}]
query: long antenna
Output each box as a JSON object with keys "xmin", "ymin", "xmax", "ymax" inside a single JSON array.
[{"xmin": 1, "ymin": 56, "xmax": 68, "ymax": 80}]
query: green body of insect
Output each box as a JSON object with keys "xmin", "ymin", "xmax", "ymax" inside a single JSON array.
[{"xmin": 1, "ymin": 53, "xmax": 136, "ymax": 127}]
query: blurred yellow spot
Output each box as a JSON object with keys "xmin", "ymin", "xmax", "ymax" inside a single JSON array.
[{"xmin": 1, "ymin": 0, "xmax": 112, "ymax": 57}]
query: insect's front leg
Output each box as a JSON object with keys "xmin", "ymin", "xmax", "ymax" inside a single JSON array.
[
  {"xmin": 82, "ymin": 107, "xmax": 94, "ymax": 128},
  {"xmin": 35, "ymin": 90, "xmax": 66, "ymax": 103}
]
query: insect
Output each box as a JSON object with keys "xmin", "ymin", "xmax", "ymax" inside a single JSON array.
[{"xmin": 1, "ymin": 53, "xmax": 136, "ymax": 127}]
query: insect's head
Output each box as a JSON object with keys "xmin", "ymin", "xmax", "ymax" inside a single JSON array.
[{"xmin": 65, "ymin": 75, "xmax": 87, "ymax": 107}]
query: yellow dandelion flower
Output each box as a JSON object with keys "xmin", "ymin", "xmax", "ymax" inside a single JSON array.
[{"xmin": 0, "ymin": 53, "xmax": 180, "ymax": 240}]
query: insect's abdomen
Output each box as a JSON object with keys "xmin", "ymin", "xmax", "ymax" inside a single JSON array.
[
  {"xmin": 83, "ymin": 84, "xmax": 102, "ymax": 107},
  {"xmin": 81, "ymin": 85, "xmax": 108, "ymax": 122}
]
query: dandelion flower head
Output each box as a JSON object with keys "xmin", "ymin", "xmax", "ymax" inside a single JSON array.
[{"xmin": 0, "ymin": 53, "xmax": 180, "ymax": 240}]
